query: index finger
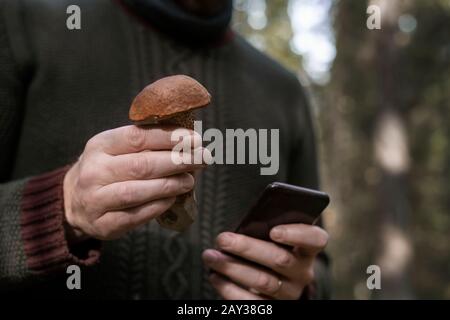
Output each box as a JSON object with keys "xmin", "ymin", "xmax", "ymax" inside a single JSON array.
[
  {"xmin": 215, "ymin": 232, "xmax": 304, "ymax": 278},
  {"xmin": 89, "ymin": 125, "xmax": 197, "ymax": 155}
]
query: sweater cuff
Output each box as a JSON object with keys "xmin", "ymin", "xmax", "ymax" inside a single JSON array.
[{"xmin": 20, "ymin": 165, "xmax": 100, "ymax": 274}]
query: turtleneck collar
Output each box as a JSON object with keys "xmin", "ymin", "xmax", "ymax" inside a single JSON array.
[{"xmin": 120, "ymin": 0, "xmax": 233, "ymax": 45}]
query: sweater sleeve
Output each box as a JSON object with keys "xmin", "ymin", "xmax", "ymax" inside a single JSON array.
[
  {"xmin": 0, "ymin": 167, "xmax": 101, "ymax": 288},
  {"xmin": 287, "ymin": 82, "xmax": 332, "ymax": 300},
  {"xmin": 0, "ymin": 1, "xmax": 100, "ymax": 289}
]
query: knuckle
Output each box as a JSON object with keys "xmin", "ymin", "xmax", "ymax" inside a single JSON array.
[
  {"xmin": 233, "ymin": 236, "xmax": 248, "ymax": 253},
  {"xmin": 274, "ymin": 252, "xmax": 293, "ymax": 269},
  {"xmin": 255, "ymin": 273, "xmax": 274, "ymax": 292},
  {"xmin": 217, "ymin": 233, "xmax": 238, "ymax": 251},
  {"xmin": 104, "ymin": 159, "xmax": 119, "ymax": 179},
  {"xmin": 85, "ymin": 136, "xmax": 99, "ymax": 152},
  {"xmin": 74, "ymin": 192, "xmax": 90, "ymax": 212},
  {"xmin": 128, "ymin": 154, "xmax": 149, "ymax": 179},
  {"xmin": 126, "ymin": 126, "xmax": 146, "ymax": 150},
  {"xmin": 78, "ymin": 166, "xmax": 97, "ymax": 188},
  {"xmin": 161, "ymin": 178, "xmax": 174, "ymax": 195},
  {"xmin": 81, "ymin": 191, "xmax": 96, "ymax": 208},
  {"xmin": 116, "ymin": 184, "xmax": 135, "ymax": 207},
  {"xmin": 180, "ymin": 173, "xmax": 195, "ymax": 192}
]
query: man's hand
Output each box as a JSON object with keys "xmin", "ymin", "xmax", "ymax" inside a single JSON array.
[
  {"xmin": 202, "ymin": 224, "xmax": 328, "ymax": 300},
  {"xmin": 63, "ymin": 125, "xmax": 207, "ymax": 241}
]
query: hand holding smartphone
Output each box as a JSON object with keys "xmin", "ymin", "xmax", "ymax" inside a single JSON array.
[{"xmin": 234, "ymin": 182, "xmax": 330, "ymax": 243}]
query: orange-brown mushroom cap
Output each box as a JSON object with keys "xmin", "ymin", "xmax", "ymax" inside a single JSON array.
[{"xmin": 129, "ymin": 75, "xmax": 211, "ymax": 123}]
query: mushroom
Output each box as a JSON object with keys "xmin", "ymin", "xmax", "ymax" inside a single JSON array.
[{"xmin": 129, "ymin": 75, "xmax": 211, "ymax": 232}]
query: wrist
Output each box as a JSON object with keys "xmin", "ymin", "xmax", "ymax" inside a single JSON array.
[{"xmin": 63, "ymin": 164, "xmax": 89, "ymax": 243}]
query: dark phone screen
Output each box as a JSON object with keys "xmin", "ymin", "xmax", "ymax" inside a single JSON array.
[{"xmin": 234, "ymin": 182, "xmax": 330, "ymax": 242}]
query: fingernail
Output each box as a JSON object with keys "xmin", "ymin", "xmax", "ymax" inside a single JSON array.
[
  {"xmin": 203, "ymin": 250, "xmax": 218, "ymax": 264},
  {"xmin": 271, "ymin": 227, "xmax": 284, "ymax": 240},
  {"xmin": 217, "ymin": 233, "xmax": 234, "ymax": 248}
]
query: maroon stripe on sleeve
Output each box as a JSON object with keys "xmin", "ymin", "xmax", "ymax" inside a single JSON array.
[{"xmin": 20, "ymin": 165, "xmax": 100, "ymax": 274}]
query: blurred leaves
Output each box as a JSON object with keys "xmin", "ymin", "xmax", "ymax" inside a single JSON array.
[{"xmin": 233, "ymin": 0, "xmax": 302, "ymax": 72}]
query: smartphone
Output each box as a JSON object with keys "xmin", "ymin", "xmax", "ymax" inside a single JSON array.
[{"xmin": 234, "ymin": 182, "xmax": 330, "ymax": 243}]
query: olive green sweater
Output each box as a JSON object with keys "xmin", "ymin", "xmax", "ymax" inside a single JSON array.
[{"xmin": 0, "ymin": 0, "xmax": 330, "ymax": 298}]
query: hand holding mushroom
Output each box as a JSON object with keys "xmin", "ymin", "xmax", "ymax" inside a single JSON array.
[
  {"xmin": 62, "ymin": 75, "xmax": 210, "ymax": 241},
  {"xmin": 129, "ymin": 75, "xmax": 211, "ymax": 231}
]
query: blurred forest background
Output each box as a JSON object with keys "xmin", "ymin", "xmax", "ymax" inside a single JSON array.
[{"xmin": 232, "ymin": 0, "xmax": 450, "ymax": 299}]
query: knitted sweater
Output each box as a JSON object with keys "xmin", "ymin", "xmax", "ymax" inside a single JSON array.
[{"xmin": 0, "ymin": 0, "xmax": 330, "ymax": 299}]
